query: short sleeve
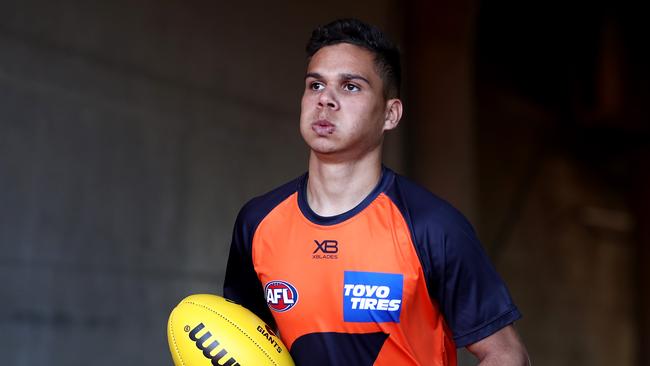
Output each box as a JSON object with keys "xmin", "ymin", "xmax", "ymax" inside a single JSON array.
[
  {"xmin": 223, "ymin": 208, "xmax": 276, "ymax": 328},
  {"xmin": 385, "ymin": 172, "xmax": 521, "ymax": 348},
  {"xmin": 222, "ymin": 177, "xmax": 301, "ymax": 328},
  {"xmin": 439, "ymin": 211, "xmax": 521, "ymax": 347}
]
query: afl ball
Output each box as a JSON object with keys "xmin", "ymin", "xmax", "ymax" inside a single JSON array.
[{"xmin": 167, "ymin": 294, "xmax": 294, "ymax": 366}]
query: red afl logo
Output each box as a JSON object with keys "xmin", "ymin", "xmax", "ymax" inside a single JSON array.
[{"xmin": 265, "ymin": 280, "xmax": 299, "ymax": 312}]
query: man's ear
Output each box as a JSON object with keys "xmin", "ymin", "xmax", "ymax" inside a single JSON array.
[{"xmin": 383, "ymin": 98, "xmax": 403, "ymax": 131}]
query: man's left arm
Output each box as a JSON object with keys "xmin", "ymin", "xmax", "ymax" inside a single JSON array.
[
  {"xmin": 423, "ymin": 202, "xmax": 526, "ymax": 360},
  {"xmin": 466, "ymin": 325, "xmax": 530, "ymax": 366}
]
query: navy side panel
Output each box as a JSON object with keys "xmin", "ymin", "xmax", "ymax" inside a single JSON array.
[
  {"xmin": 291, "ymin": 332, "xmax": 389, "ymax": 366},
  {"xmin": 223, "ymin": 176, "xmax": 302, "ymax": 328},
  {"xmin": 384, "ymin": 169, "xmax": 522, "ymax": 347}
]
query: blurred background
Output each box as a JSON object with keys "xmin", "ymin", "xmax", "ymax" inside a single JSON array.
[{"xmin": 1, "ymin": 0, "xmax": 648, "ymax": 365}]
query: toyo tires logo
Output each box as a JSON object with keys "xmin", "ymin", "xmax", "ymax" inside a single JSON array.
[
  {"xmin": 343, "ymin": 271, "xmax": 403, "ymax": 323},
  {"xmin": 265, "ymin": 280, "xmax": 299, "ymax": 312}
]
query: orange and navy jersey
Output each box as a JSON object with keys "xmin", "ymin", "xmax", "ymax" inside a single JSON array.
[{"xmin": 223, "ymin": 167, "xmax": 521, "ymax": 366}]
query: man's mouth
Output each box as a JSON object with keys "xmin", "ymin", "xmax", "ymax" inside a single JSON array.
[{"xmin": 312, "ymin": 120, "xmax": 335, "ymax": 136}]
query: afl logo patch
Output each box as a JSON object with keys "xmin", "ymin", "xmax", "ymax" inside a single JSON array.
[{"xmin": 265, "ymin": 280, "xmax": 299, "ymax": 312}]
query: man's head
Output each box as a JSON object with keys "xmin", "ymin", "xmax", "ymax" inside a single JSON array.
[
  {"xmin": 300, "ymin": 20, "xmax": 403, "ymax": 161},
  {"xmin": 305, "ymin": 18, "xmax": 401, "ymax": 99}
]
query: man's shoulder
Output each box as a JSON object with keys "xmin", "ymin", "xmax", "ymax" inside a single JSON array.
[
  {"xmin": 236, "ymin": 174, "xmax": 304, "ymax": 227},
  {"xmin": 386, "ymin": 171, "xmax": 472, "ymax": 232}
]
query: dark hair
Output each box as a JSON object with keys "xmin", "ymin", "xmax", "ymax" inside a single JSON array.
[{"xmin": 306, "ymin": 18, "xmax": 401, "ymax": 99}]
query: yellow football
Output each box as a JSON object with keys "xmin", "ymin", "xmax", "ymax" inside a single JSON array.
[{"xmin": 167, "ymin": 294, "xmax": 294, "ymax": 366}]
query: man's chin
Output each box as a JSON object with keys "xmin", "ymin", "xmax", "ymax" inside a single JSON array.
[
  {"xmin": 310, "ymin": 145, "xmax": 339, "ymax": 155},
  {"xmin": 304, "ymin": 135, "xmax": 340, "ymax": 153}
]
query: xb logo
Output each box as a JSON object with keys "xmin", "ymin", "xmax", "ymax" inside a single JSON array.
[
  {"xmin": 312, "ymin": 240, "xmax": 339, "ymax": 259},
  {"xmin": 313, "ymin": 240, "xmax": 338, "ymax": 254}
]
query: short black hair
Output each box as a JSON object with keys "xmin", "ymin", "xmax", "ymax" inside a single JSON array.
[{"xmin": 306, "ymin": 18, "xmax": 401, "ymax": 99}]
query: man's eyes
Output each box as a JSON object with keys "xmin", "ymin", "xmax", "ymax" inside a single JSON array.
[
  {"xmin": 343, "ymin": 83, "xmax": 360, "ymax": 92},
  {"xmin": 308, "ymin": 81, "xmax": 361, "ymax": 92},
  {"xmin": 310, "ymin": 82, "xmax": 325, "ymax": 91}
]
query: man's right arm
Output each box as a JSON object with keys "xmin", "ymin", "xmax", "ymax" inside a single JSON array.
[
  {"xmin": 223, "ymin": 211, "xmax": 275, "ymax": 328},
  {"xmin": 223, "ymin": 177, "xmax": 302, "ymax": 328}
]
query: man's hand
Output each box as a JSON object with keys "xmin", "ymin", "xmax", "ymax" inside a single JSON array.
[{"xmin": 466, "ymin": 325, "xmax": 530, "ymax": 365}]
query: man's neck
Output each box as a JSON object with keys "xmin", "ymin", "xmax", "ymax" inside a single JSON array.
[{"xmin": 306, "ymin": 150, "xmax": 383, "ymax": 217}]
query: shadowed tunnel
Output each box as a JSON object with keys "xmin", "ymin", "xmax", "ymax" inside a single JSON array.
[{"xmin": 1, "ymin": 1, "xmax": 648, "ymax": 365}]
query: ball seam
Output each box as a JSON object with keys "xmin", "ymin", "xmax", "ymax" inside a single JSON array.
[
  {"xmin": 186, "ymin": 300, "xmax": 279, "ymax": 366},
  {"xmin": 169, "ymin": 311, "xmax": 187, "ymax": 366}
]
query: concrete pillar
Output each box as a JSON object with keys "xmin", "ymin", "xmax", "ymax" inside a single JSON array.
[
  {"xmin": 403, "ymin": 0, "xmax": 479, "ymax": 221},
  {"xmin": 403, "ymin": 2, "xmax": 479, "ymax": 364},
  {"xmin": 634, "ymin": 151, "xmax": 650, "ymax": 366}
]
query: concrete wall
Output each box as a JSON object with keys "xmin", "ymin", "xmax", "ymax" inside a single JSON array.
[{"xmin": 0, "ymin": 2, "xmax": 401, "ymax": 365}]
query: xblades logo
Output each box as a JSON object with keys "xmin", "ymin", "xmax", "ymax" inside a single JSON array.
[
  {"xmin": 188, "ymin": 323, "xmax": 240, "ymax": 366},
  {"xmin": 312, "ymin": 239, "xmax": 338, "ymax": 259}
]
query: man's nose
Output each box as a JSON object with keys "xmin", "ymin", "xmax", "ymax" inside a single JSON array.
[{"xmin": 318, "ymin": 90, "xmax": 339, "ymax": 110}]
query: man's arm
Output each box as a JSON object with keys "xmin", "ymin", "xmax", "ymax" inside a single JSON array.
[
  {"xmin": 223, "ymin": 207, "xmax": 276, "ymax": 328},
  {"xmin": 466, "ymin": 325, "xmax": 530, "ymax": 366}
]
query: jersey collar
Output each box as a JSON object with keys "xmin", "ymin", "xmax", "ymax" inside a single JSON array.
[{"xmin": 297, "ymin": 166, "xmax": 395, "ymax": 226}]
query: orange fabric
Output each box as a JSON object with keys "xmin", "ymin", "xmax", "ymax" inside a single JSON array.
[{"xmin": 251, "ymin": 193, "xmax": 457, "ymax": 366}]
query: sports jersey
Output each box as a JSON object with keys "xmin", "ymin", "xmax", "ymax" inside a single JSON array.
[{"xmin": 223, "ymin": 167, "xmax": 521, "ymax": 366}]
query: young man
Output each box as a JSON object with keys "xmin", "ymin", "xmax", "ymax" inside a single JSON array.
[{"xmin": 224, "ymin": 19, "xmax": 529, "ymax": 365}]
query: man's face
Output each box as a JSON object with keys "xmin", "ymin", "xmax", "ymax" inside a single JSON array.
[{"xmin": 300, "ymin": 43, "xmax": 394, "ymax": 161}]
